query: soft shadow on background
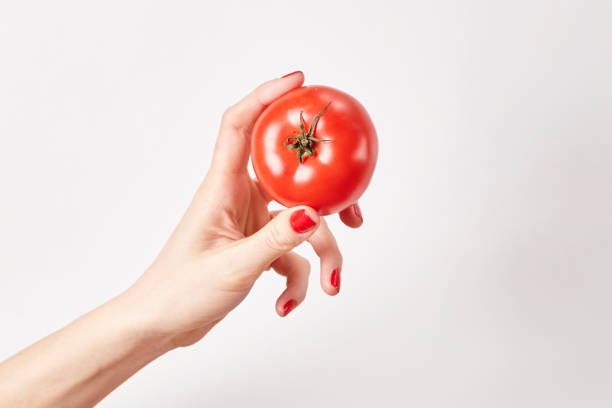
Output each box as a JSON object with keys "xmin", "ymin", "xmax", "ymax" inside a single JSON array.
[{"xmin": 1, "ymin": 1, "xmax": 611, "ymax": 407}]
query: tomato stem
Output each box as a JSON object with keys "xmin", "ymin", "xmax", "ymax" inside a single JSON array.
[{"xmin": 284, "ymin": 102, "xmax": 332, "ymax": 163}]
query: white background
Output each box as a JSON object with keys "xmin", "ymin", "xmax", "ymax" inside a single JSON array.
[{"xmin": 1, "ymin": 1, "xmax": 612, "ymax": 407}]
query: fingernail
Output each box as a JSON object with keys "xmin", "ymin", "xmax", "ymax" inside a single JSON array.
[
  {"xmin": 281, "ymin": 70, "xmax": 302, "ymax": 78},
  {"xmin": 283, "ymin": 299, "xmax": 297, "ymax": 316},
  {"xmin": 331, "ymin": 268, "xmax": 341, "ymax": 292},
  {"xmin": 290, "ymin": 209, "xmax": 316, "ymax": 233},
  {"xmin": 353, "ymin": 204, "xmax": 363, "ymax": 222}
]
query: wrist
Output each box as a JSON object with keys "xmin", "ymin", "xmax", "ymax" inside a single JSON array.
[{"xmin": 107, "ymin": 288, "xmax": 178, "ymax": 355}]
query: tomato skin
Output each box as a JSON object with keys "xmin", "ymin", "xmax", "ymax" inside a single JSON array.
[{"xmin": 251, "ymin": 85, "xmax": 378, "ymax": 215}]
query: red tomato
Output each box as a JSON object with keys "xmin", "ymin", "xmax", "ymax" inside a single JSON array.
[{"xmin": 251, "ymin": 85, "xmax": 378, "ymax": 215}]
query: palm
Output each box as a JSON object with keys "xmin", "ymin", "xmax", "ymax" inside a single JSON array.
[
  {"xmin": 191, "ymin": 171, "xmax": 271, "ymax": 251},
  {"xmin": 227, "ymin": 174, "xmax": 272, "ymax": 238}
]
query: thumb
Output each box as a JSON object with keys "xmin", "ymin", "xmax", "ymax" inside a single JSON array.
[{"xmin": 228, "ymin": 206, "xmax": 320, "ymax": 276}]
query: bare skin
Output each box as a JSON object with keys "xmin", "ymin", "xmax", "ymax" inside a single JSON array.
[{"xmin": 0, "ymin": 72, "xmax": 364, "ymax": 407}]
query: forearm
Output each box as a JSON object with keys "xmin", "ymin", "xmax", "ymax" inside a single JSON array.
[{"xmin": 0, "ymin": 292, "xmax": 174, "ymax": 408}]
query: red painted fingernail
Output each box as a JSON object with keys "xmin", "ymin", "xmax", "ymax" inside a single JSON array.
[
  {"xmin": 331, "ymin": 268, "xmax": 341, "ymax": 292},
  {"xmin": 353, "ymin": 204, "xmax": 363, "ymax": 222},
  {"xmin": 290, "ymin": 209, "xmax": 316, "ymax": 233},
  {"xmin": 283, "ymin": 299, "xmax": 297, "ymax": 316},
  {"xmin": 281, "ymin": 70, "xmax": 302, "ymax": 78}
]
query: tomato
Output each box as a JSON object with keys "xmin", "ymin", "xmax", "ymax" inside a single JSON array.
[{"xmin": 251, "ymin": 85, "xmax": 378, "ymax": 215}]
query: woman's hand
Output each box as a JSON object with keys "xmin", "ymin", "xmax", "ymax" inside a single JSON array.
[
  {"xmin": 0, "ymin": 73, "xmax": 364, "ymax": 407},
  {"xmin": 126, "ymin": 72, "xmax": 364, "ymax": 348}
]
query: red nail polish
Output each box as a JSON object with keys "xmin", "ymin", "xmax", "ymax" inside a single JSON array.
[
  {"xmin": 290, "ymin": 209, "xmax": 316, "ymax": 233},
  {"xmin": 353, "ymin": 204, "xmax": 363, "ymax": 222},
  {"xmin": 282, "ymin": 70, "xmax": 302, "ymax": 78},
  {"xmin": 283, "ymin": 299, "xmax": 297, "ymax": 316},
  {"xmin": 331, "ymin": 268, "xmax": 341, "ymax": 292}
]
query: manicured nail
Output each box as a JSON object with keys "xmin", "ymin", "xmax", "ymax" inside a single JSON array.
[
  {"xmin": 283, "ymin": 299, "xmax": 297, "ymax": 316},
  {"xmin": 282, "ymin": 70, "xmax": 302, "ymax": 78},
  {"xmin": 290, "ymin": 209, "xmax": 316, "ymax": 233},
  {"xmin": 353, "ymin": 204, "xmax": 363, "ymax": 222},
  {"xmin": 331, "ymin": 268, "xmax": 341, "ymax": 292}
]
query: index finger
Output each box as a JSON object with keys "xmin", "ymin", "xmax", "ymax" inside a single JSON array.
[{"xmin": 212, "ymin": 71, "xmax": 305, "ymax": 174}]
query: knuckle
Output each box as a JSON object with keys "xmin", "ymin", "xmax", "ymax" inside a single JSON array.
[
  {"xmin": 221, "ymin": 106, "xmax": 236, "ymax": 127},
  {"xmin": 264, "ymin": 224, "xmax": 293, "ymax": 253},
  {"xmin": 221, "ymin": 104, "xmax": 248, "ymax": 135},
  {"xmin": 299, "ymin": 257, "xmax": 311, "ymax": 276}
]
